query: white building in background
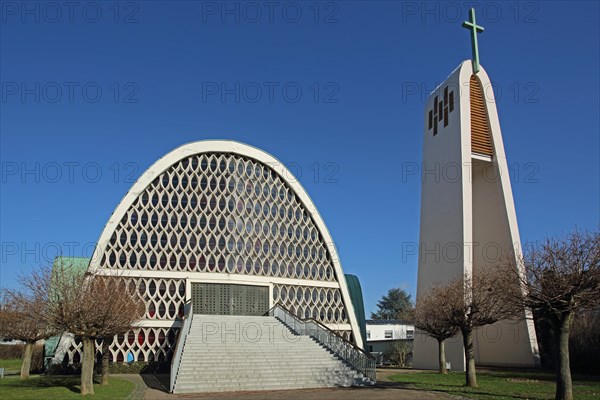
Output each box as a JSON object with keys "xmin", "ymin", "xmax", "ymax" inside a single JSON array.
[{"xmin": 365, "ymin": 319, "xmax": 414, "ymax": 355}]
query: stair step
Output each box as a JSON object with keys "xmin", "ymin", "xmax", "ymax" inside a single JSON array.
[
  {"xmin": 185, "ymin": 343, "xmax": 316, "ymax": 346},
  {"xmin": 175, "ymin": 381, "xmax": 358, "ymax": 390},
  {"xmin": 172, "ymin": 315, "xmax": 371, "ymax": 394},
  {"xmin": 176, "ymin": 372, "xmax": 361, "ymax": 380},
  {"xmin": 178, "ymin": 364, "xmax": 346, "ymax": 371},
  {"xmin": 182, "ymin": 348, "xmax": 333, "ymax": 353},
  {"xmin": 180, "ymin": 355, "xmax": 340, "ymax": 361}
]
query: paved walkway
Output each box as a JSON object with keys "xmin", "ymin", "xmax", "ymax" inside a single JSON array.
[
  {"xmin": 123, "ymin": 374, "xmax": 150, "ymax": 400},
  {"xmin": 119, "ymin": 369, "xmax": 458, "ymax": 400}
]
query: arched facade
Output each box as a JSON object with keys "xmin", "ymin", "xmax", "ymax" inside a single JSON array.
[{"xmin": 79, "ymin": 141, "xmax": 362, "ymax": 364}]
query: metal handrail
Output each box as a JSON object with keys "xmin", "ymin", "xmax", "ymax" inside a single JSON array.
[
  {"xmin": 264, "ymin": 303, "xmax": 374, "ymax": 359},
  {"xmin": 265, "ymin": 303, "xmax": 376, "ymax": 382},
  {"xmin": 170, "ymin": 301, "xmax": 193, "ymax": 393}
]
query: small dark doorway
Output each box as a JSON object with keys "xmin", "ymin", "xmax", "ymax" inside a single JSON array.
[{"xmin": 191, "ymin": 283, "xmax": 269, "ymax": 316}]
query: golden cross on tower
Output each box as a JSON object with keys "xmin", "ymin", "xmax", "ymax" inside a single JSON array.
[{"xmin": 462, "ymin": 8, "xmax": 485, "ymax": 74}]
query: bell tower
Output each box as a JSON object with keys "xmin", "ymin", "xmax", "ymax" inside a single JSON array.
[{"xmin": 412, "ymin": 9, "xmax": 540, "ymax": 370}]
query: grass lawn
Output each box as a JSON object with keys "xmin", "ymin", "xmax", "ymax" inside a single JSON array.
[
  {"xmin": 0, "ymin": 376, "xmax": 135, "ymax": 399},
  {"xmin": 0, "ymin": 359, "xmax": 22, "ymax": 371},
  {"xmin": 388, "ymin": 369, "xmax": 600, "ymax": 400}
]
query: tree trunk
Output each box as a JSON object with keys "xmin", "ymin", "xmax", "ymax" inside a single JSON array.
[
  {"xmin": 555, "ymin": 312, "xmax": 574, "ymax": 400},
  {"xmin": 101, "ymin": 339, "xmax": 110, "ymax": 385},
  {"xmin": 438, "ymin": 339, "xmax": 448, "ymax": 374},
  {"xmin": 20, "ymin": 342, "xmax": 34, "ymax": 379},
  {"xmin": 462, "ymin": 328, "xmax": 477, "ymax": 387},
  {"xmin": 80, "ymin": 337, "xmax": 95, "ymax": 396}
]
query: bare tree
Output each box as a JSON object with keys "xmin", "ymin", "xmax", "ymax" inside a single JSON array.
[
  {"xmin": 384, "ymin": 340, "xmax": 412, "ymax": 367},
  {"xmin": 414, "ymin": 286, "xmax": 459, "ymax": 374},
  {"xmin": 91, "ymin": 276, "xmax": 145, "ymax": 386},
  {"xmin": 0, "ymin": 288, "xmax": 52, "ymax": 379},
  {"xmin": 442, "ymin": 269, "xmax": 518, "ymax": 387},
  {"xmin": 498, "ymin": 229, "xmax": 600, "ymax": 400},
  {"xmin": 26, "ymin": 259, "xmax": 144, "ymax": 395}
]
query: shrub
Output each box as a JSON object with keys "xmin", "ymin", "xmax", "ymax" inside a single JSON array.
[
  {"xmin": 0, "ymin": 344, "xmax": 44, "ymax": 372},
  {"xmin": 0, "ymin": 343, "xmax": 23, "ymax": 359}
]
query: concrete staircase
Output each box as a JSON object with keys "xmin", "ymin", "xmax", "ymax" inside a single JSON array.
[{"xmin": 172, "ymin": 315, "xmax": 371, "ymax": 393}]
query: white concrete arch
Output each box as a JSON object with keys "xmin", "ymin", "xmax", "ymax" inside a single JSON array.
[{"xmin": 88, "ymin": 140, "xmax": 363, "ymax": 348}]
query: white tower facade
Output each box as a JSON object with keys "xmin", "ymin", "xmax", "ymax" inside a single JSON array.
[{"xmin": 413, "ymin": 61, "xmax": 540, "ymax": 370}]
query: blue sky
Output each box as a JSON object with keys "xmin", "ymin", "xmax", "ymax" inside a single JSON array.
[{"xmin": 1, "ymin": 1, "xmax": 599, "ymax": 315}]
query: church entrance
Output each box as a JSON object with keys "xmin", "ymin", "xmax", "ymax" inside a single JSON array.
[{"xmin": 191, "ymin": 283, "xmax": 269, "ymax": 316}]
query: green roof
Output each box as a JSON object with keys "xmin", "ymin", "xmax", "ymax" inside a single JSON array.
[
  {"xmin": 49, "ymin": 256, "xmax": 91, "ymax": 298},
  {"xmin": 45, "ymin": 257, "xmax": 91, "ymax": 360},
  {"xmin": 344, "ymin": 274, "xmax": 367, "ymax": 350},
  {"xmin": 44, "ymin": 335, "xmax": 62, "ymax": 358},
  {"xmin": 52, "ymin": 256, "xmax": 90, "ymax": 272}
]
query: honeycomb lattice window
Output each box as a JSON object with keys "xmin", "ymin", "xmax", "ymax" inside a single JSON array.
[
  {"xmin": 64, "ymin": 327, "xmax": 180, "ymax": 364},
  {"xmin": 91, "ymin": 151, "xmax": 354, "ymax": 345},
  {"xmin": 62, "ymin": 325, "xmax": 351, "ymax": 365},
  {"xmin": 101, "ymin": 153, "xmax": 338, "ymax": 283},
  {"xmin": 128, "ymin": 277, "xmax": 186, "ymax": 319},
  {"xmin": 272, "ymin": 284, "xmax": 348, "ymax": 324}
]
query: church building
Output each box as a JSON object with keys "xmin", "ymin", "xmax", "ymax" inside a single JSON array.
[{"xmin": 48, "ymin": 141, "xmax": 373, "ymax": 392}]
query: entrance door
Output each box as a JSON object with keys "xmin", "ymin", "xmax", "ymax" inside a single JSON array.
[{"xmin": 191, "ymin": 283, "xmax": 269, "ymax": 316}]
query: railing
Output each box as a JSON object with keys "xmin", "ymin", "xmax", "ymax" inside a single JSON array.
[
  {"xmin": 265, "ymin": 303, "xmax": 376, "ymax": 382},
  {"xmin": 170, "ymin": 301, "xmax": 193, "ymax": 393}
]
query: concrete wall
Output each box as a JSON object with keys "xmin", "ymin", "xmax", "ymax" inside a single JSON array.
[
  {"xmin": 470, "ymin": 68, "xmax": 540, "ymax": 367},
  {"xmin": 413, "ymin": 62, "xmax": 472, "ymax": 371}
]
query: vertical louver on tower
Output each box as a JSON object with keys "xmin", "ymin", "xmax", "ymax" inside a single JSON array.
[{"xmin": 469, "ymin": 74, "xmax": 494, "ymax": 157}]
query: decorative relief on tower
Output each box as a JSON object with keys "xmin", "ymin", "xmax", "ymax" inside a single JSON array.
[{"xmin": 428, "ymin": 86, "xmax": 455, "ymax": 136}]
